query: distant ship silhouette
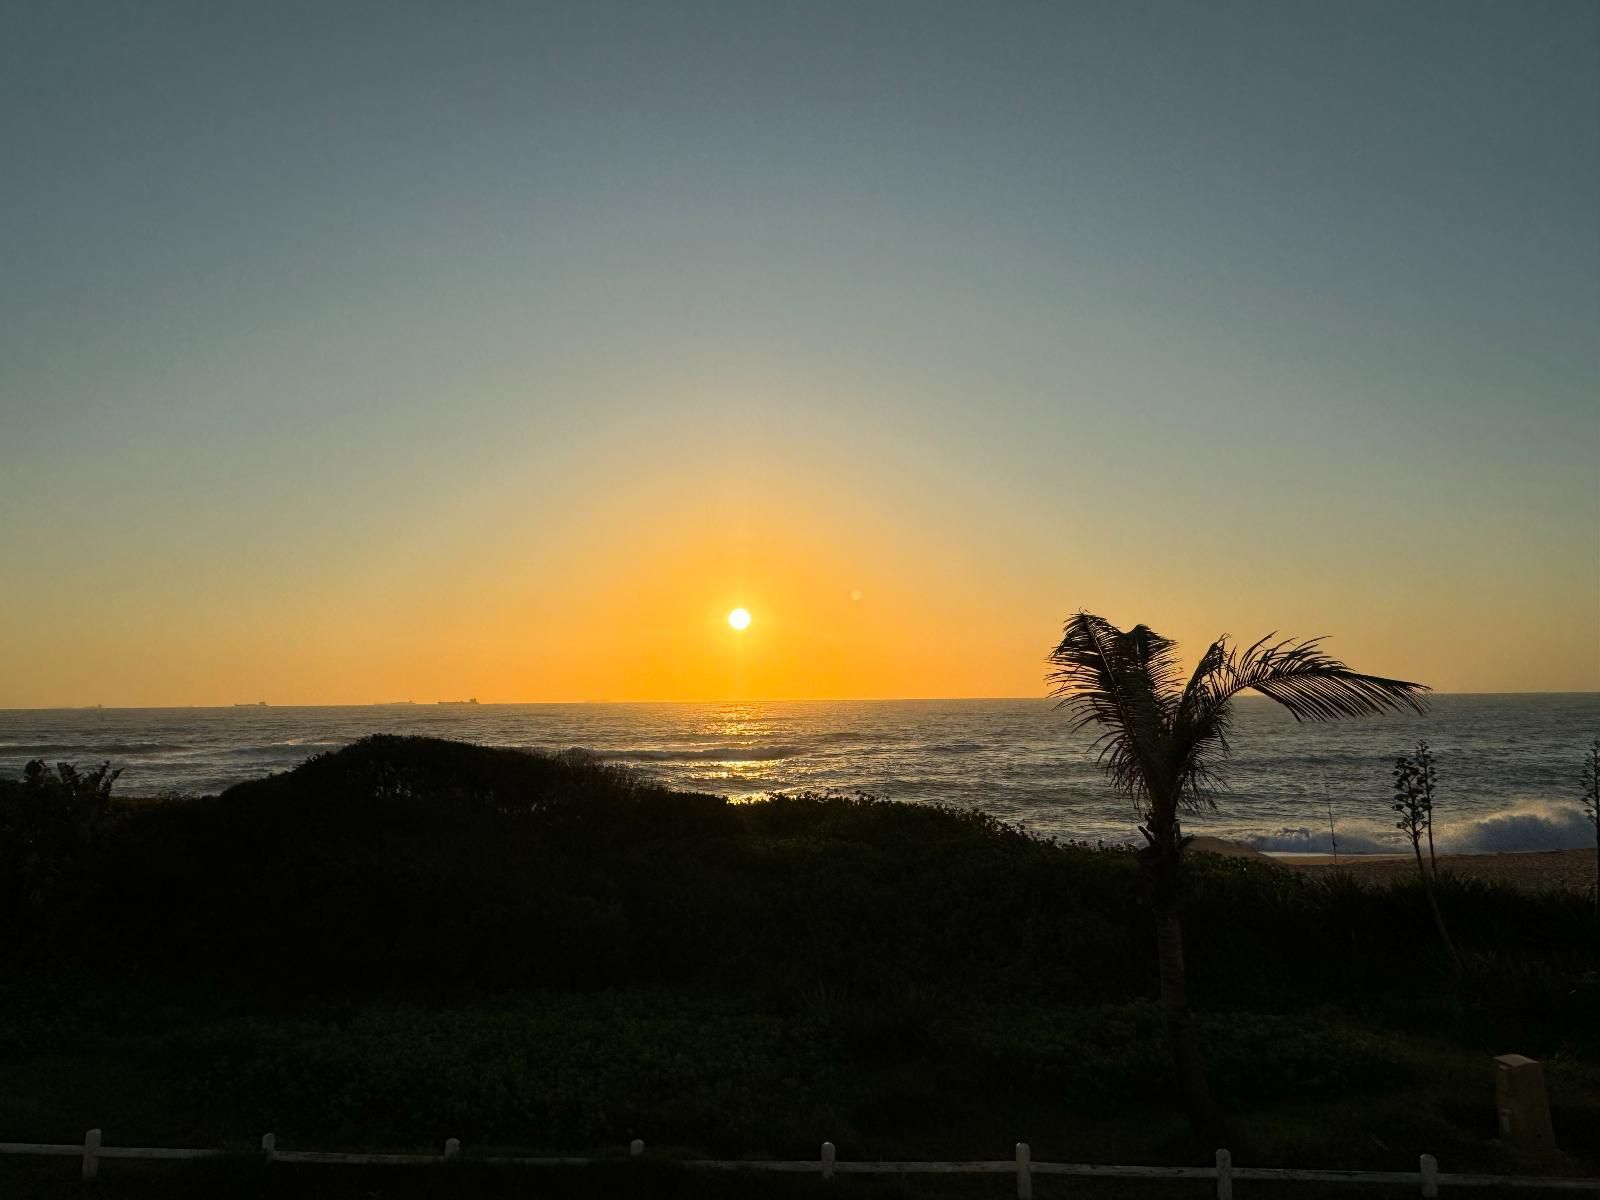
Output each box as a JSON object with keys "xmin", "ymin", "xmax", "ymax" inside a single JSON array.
[
  {"xmin": 437, "ymin": 698, "xmax": 479, "ymax": 706},
  {"xmin": 233, "ymin": 701, "xmax": 268, "ymax": 707}
]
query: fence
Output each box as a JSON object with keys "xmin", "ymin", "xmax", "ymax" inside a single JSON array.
[{"xmin": 3, "ymin": 1132, "xmax": 1599, "ymax": 1195}]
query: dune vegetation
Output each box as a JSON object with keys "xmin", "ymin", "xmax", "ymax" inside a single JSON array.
[{"xmin": 2, "ymin": 736, "xmax": 1597, "ymax": 1192}]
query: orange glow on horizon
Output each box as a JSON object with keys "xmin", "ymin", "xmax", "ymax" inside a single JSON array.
[{"xmin": 2, "ymin": 427, "xmax": 1595, "ymax": 708}]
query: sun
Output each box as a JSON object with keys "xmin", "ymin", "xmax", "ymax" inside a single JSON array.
[{"xmin": 727, "ymin": 607, "xmax": 752, "ymax": 631}]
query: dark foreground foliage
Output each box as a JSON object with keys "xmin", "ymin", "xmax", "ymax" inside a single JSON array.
[{"xmin": 2, "ymin": 736, "xmax": 1597, "ymax": 1174}]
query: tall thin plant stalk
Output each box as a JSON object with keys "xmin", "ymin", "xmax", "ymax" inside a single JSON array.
[
  {"xmin": 1394, "ymin": 752, "xmax": 1459, "ymax": 974},
  {"xmin": 1323, "ymin": 776, "xmax": 1339, "ymax": 864},
  {"xmin": 1414, "ymin": 740, "xmax": 1438, "ymax": 879},
  {"xmin": 1581, "ymin": 739, "xmax": 1599, "ymax": 919}
]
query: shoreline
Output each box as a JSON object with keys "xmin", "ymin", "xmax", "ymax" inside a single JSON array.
[{"xmin": 1193, "ymin": 838, "xmax": 1594, "ymax": 892}]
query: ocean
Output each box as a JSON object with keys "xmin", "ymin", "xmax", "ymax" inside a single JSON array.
[{"xmin": 1, "ymin": 695, "xmax": 1595, "ymax": 854}]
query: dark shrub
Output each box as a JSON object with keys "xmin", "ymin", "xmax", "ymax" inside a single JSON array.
[{"xmin": 0, "ymin": 759, "xmax": 121, "ymax": 963}]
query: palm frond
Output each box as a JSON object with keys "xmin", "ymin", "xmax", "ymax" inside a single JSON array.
[
  {"xmin": 1048, "ymin": 614, "xmax": 1428, "ymax": 828},
  {"xmin": 1209, "ymin": 635, "xmax": 1429, "ymax": 722},
  {"xmin": 1046, "ymin": 612, "xmax": 1181, "ymax": 807},
  {"xmin": 1168, "ymin": 639, "xmax": 1235, "ymax": 812}
]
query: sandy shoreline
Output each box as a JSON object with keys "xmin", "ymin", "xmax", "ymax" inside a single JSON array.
[
  {"xmin": 1188, "ymin": 837, "xmax": 1596, "ymax": 892},
  {"xmin": 1282, "ymin": 847, "xmax": 1595, "ymax": 892}
]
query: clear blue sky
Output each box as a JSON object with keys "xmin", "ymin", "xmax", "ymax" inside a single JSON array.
[{"xmin": 2, "ymin": 1, "xmax": 1596, "ymax": 704}]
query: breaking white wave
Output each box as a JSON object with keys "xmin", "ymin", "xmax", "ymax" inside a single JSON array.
[
  {"xmin": 1242, "ymin": 798, "xmax": 1596, "ymax": 856},
  {"xmin": 1243, "ymin": 826, "xmax": 1396, "ymax": 855},
  {"xmin": 1435, "ymin": 800, "xmax": 1594, "ymax": 854}
]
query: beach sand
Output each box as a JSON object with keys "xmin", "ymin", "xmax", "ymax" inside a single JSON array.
[
  {"xmin": 1281, "ymin": 847, "xmax": 1596, "ymax": 893},
  {"xmin": 1186, "ymin": 837, "xmax": 1595, "ymax": 893},
  {"xmin": 1188, "ymin": 835, "xmax": 1274, "ymax": 860}
]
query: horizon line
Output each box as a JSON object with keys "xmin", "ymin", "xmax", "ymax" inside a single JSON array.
[{"xmin": 3, "ymin": 689, "xmax": 1598, "ymax": 713}]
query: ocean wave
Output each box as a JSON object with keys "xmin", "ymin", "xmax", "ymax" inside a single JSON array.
[
  {"xmin": 1243, "ymin": 826, "xmax": 1395, "ymax": 855},
  {"xmin": 223, "ymin": 744, "xmax": 344, "ymax": 761},
  {"xmin": 603, "ymin": 744, "xmax": 800, "ymax": 764},
  {"xmin": 1243, "ymin": 799, "xmax": 1596, "ymax": 855},
  {"xmin": 0, "ymin": 744, "xmax": 84, "ymax": 757},
  {"xmin": 0, "ymin": 742, "xmax": 186, "ymax": 757},
  {"xmin": 812, "ymin": 730, "xmax": 867, "ymax": 746},
  {"xmin": 1434, "ymin": 800, "xmax": 1594, "ymax": 854}
]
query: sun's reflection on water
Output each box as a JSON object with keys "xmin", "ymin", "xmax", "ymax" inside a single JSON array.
[{"xmin": 702, "ymin": 702, "xmax": 773, "ymax": 742}]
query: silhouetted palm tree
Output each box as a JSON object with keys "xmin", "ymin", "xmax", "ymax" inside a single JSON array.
[{"xmin": 1047, "ymin": 612, "xmax": 1427, "ymax": 1138}]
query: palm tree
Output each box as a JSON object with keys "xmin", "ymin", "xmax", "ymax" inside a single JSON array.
[{"xmin": 1046, "ymin": 612, "xmax": 1427, "ymax": 1138}]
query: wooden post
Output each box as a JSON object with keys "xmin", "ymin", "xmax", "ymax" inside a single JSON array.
[
  {"xmin": 821, "ymin": 1141, "xmax": 835, "ymax": 1182},
  {"xmin": 444, "ymin": 1138, "xmax": 460, "ymax": 1161},
  {"xmin": 1494, "ymin": 1054, "xmax": 1556, "ymax": 1152},
  {"xmin": 261, "ymin": 1133, "xmax": 276, "ymax": 1163},
  {"xmin": 1015, "ymin": 1142, "xmax": 1032, "ymax": 1199},
  {"xmin": 630, "ymin": 1139, "xmax": 644, "ymax": 1157},
  {"xmin": 1420, "ymin": 1153, "xmax": 1439, "ymax": 1198},
  {"xmin": 82, "ymin": 1129, "xmax": 101, "ymax": 1182},
  {"xmin": 1216, "ymin": 1148, "xmax": 1233, "ymax": 1200}
]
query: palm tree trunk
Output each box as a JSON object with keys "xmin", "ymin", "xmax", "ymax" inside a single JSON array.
[{"xmin": 1153, "ymin": 895, "xmax": 1224, "ymax": 1142}]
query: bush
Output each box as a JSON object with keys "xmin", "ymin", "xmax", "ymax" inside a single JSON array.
[
  {"xmin": 56, "ymin": 739, "xmax": 1154, "ymax": 1002},
  {"xmin": 0, "ymin": 759, "xmax": 121, "ymax": 963},
  {"xmin": 965, "ymin": 1003, "xmax": 1411, "ymax": 1107},
  {"xmin": 182, "ymin": 992, "xmax": 840, "ymax": 1152}
]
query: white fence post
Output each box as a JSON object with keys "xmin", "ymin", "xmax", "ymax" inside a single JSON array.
[
  {"xmin": 444, "ymin": 1138, "xmax": 461, "ymax": 1162},
  {"xmin": 630, "ymin": 1139, "xmax": 644, "ymax": 1157},
  {"xmin": 821, "ymin": 1141, "xmax": 835, "ymax": 1181},
  {"xmin": 1420, "ymin": 1153, "xmax": 1438, "ymax": 1198},
  {"xmin": 1216, "ymin": 1149, "xmax": 1233, "ymax": 1200},
  {"xmin": 81, "ymin": 1129, "xmax": 101, "ymax": 1182},
  {"xmin": 261, "ymin": 1133, "xmax": 276, "ymax": 1163},
  {"xmin": 1016, "ymin": 1142, "xmax": 1032, "ymax": 1199}
]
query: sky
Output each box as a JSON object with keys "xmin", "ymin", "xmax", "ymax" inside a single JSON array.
[{"xmin": 1, "ymin": 0, "xmax": 1596, "ymax": 706}]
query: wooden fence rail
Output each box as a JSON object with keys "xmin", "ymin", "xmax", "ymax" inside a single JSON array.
[{"xmin": 3, "ymin": 1132, "xmax": 1598, "ymax": 1194}]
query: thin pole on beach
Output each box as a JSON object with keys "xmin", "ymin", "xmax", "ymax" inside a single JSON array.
[{"xmin": 1322, "ymin": 772, "xmax": 1339, "ymax": 865}]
